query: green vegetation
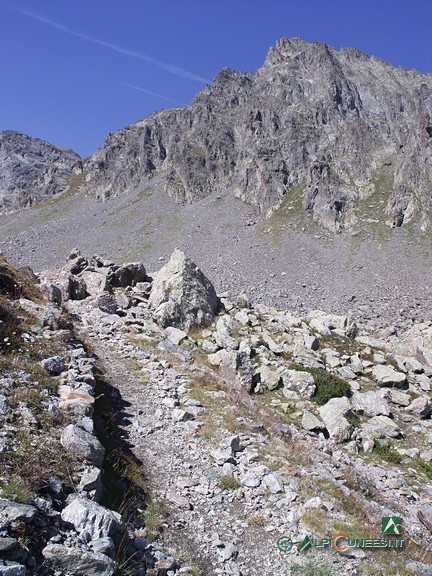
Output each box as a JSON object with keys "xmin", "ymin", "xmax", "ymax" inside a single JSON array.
[
  {"xmin": 0, "ymin": 430, "xmax": 74, "ymax": 500},
  {"xmin": 418, "ymin": 460, "xmax": 432, "ymax": 480},
  {"xmin": 0, "ymin": 477, "xmax": 32, "ymax": 504},
  {"xmin": 256, "ymin": 182, "xmax": 334, "ymax": 247},
  {"xmin": 346, "ymin": 412, "xmax": 361, "ymax": 428},
  {"xmin": 300, "ymin": 509, "xmax": 328, "ymax": 535},
  {"xmin": 288, "ymin": 363, "xmax": 351, "ymax": 405},
  {"xmin": 142, "ymin": 500, "xmax": 164, "ymax": 540},
  {"xmin": 290, "ymin": 558, "xmax": 335, "ymax": 576},
  {"xmin": 373, "ymin": 442, "xmax": 403, "ymax": 464},
  {"xmin": 218, "ymin": 475, "xmax": 240, "ymax": 491}
]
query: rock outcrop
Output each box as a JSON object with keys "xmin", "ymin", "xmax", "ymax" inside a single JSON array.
[
  {"xmin": 83, "ymin": 38, "xmax": 432, "ymax": 231},
  {"xmin": 0, "ymin": 131, "xmax": 82, "ymax": 213},
  {"xmin": 2, "ymin": 39, "xmax": 431, "ymax": 232}
]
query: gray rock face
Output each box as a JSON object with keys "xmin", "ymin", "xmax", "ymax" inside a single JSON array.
[
  {"xmin": 371, "ymin": 365, "xmax": 407, "ymax": 388},
  {"xmin": 281, "ymin": 369, "xmax": 316, "ymax": 398},
  {"xmin": 40, "ymin": 355, "xmax": 66, "ymax": 376},
  {"xmin": 0, "ymin": 131, "xmax": 82, "ymax": 213},
  {"xmin": 108, "ymin": 262, "xmax": 146, "ymax": 287},
  {"xmin": 82, "ymin": 38, "xmax": 432, "ymax": 232},
  {"xmin": 60, "ymin": 424, "xmax": 105, "ymax": 466},
  {"xmin": 0, "ymin": 563, "xmax": 27, "ymax": 576},
  {"xmin": 0, "ymin": 500, "xmax": 36, "ymax": 525},
  {"xmin": 319, "ymin": 397, "xmax": 352, "ymax": 442},
  {"xmin": 97, "ymin": 293, "xmax": 118, "ymax": 315},
  {"xmin": 61, "ymin": 498, "xmax": 123, "ymax": 540},
  {"xmin": 42, "ymin": 543, "xmax": 115, "ymax": 576},
  {"xmin": 301, "ymin": 410, "xmax": 325, "ymax": 431},
  {"xmin": 259, "ymin": 365, "xmax": 281, "ymax": 391},
  {"xmin": 148, "ymin": 249, "xmax": 219, "ymax": 331},
  {"xmin": 351, "ymin": 390, "xmax": 390, "ymax": 416},
  {"xmin": 408, "ymin": 396, "xmax": 432, "ymax": 419},
  {"xmin": 362, "ymin": 415, "xmax": 402, "ymax": 439}
]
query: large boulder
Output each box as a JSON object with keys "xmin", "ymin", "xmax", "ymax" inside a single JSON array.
[
  {"xmin": 108, "ymin": 262, "xmax": 146, "ymax": 288},
  {"xmin": 0, "ymin": 499, "xmax": 36, "ymax": 525},
  {"xmin": 42, "ymin": 544, "xmax": 115, "ymax": 576},
  {"xmin": 148, "ymin": 250, "xmax": 219, "ymax": 331},
  {"xmin": 319, "ymin": 397, "xmax": 353, "ymax": 442},
  {"xmin": 281, "ymin": 369, "xmax": 316, "ymax": 399},
  {"xmin": 80, "ymin": 270, "xmax": 110, "ymax": 296},
  {"xmin": 351, "ymin": 390, "xmax": 390, "ymax": 417},
  {"xmin": 61, "ymin": 498, "xmax": 123, "ymax": 540},
  {"xmin": 61, "ymin": 425, "xmax": 105, "ymax": 466},
  {"xmin": 361, "ymin": 415, "xmax": 402, "ymax": 439},
  {"xmin": 371, "ymin": 365, "xmax": 407, "ymax": 388}
]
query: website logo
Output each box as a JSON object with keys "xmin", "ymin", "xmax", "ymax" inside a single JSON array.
[
  {"xmin": 382, "ymin": 517, "xmax": 402, "ymax": 536},
  {"xmin": 277, "ymin": 517, "xmax": 404, "ymax": 554}
]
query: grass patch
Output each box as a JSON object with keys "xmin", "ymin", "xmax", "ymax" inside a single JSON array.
[
  {"xmin": 418, "ymin": 460, "xmax": 432, "ymax": 480},
  {"xmin": 346, "ymin": 412, "xmax": 361, "ymax": 427},
  {"xmin": 248, "ymin": 515, "xmax": 267, "ymax": 527},
  {"xmin": 288, "ymin": 363, "xmax": 351, "ymax": 405},
  {"xmin": 300, "ymin": 509, "xmax": 328, "ymax": 535},
  {"xmin": 218, "ymin": 475, "xmax": 240, "ymax": 491},
  {"xmin": 124, "ymin": 358, "xmax": 143, "ymax": 373},
  {"xmin": 373, "ymin": 442, "xmax": 403, "ymax": 464},
  {"xmin": 142, "ymin": 500, "xmax": 164, "ymax": 540},
  {"xmin": 0, "ymin": 476, "xmax": 32, "ymax": 503},
  {"xmin": 0, "ymin": 430, "xmax": 74, "ymax": 499},
  {"xmin": 290, "ymin": 558, "xmax": 335, "ymax": 576}
]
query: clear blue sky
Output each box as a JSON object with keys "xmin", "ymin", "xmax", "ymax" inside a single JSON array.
[{"xmin": 1, "ymin": 0, "xmax": 431, "ymax": 158}]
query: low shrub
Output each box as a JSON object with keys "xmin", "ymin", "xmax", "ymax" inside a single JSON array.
[
  {"xmin": 218, "ymin": 475, "xmax": 240, "ymax": 491},
  {"xmin": 289, "ymin": 363, "xmax": 351, "ymax": 405},
  {"xmin": 373, "ymin": 442, "xmax": 403, "ymax": 464}
]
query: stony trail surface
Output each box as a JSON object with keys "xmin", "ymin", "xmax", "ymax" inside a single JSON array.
[
  {"xmin": 64, "ymin": 283, "xmax": 432, "ymax": 576},
  {"xmin": 80, "ymin": 324, "xmax": 298, "ymax": 575},
  {"xmin": 2, "ymin": 242, "xmax": 432, "ymax": 575}
]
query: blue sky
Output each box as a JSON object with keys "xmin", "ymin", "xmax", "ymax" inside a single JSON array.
[{"xmin": 1, "ymin": 0, "xmax": 431, "ymax": 157}]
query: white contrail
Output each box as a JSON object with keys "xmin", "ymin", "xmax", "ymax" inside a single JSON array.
[
  {"xmin": 13, "ymin": 6, "xmax": 210, "ymax": 84},
  {"xmin": 68, "ymin": 61, "xmax": 182, "ymax": 105},
  {"xmin": 122, "ymin": 83, "xmax": 182, "ymax": 105}
]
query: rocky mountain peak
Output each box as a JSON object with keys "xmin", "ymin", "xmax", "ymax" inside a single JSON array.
[
  {"xmin": 0, "ymin": 130, "xmax": 82, "ymax": 214},
  {"xmin": 0, "ymin": 38, "xmax": 431, "ymax": 233},
  {"xmin": 80, "ymin": 37, "xmax": 432, "ymax": 232}
]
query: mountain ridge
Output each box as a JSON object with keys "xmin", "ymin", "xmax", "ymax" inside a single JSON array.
[
  {"xmin": 0, "ymin": 130, "xmax": 82, "ymax": 213},
  {"xmin": 83, "ymin": 36, "xmax": 432, "ymax": 232},
  {"xmin": 1, "ymin": 37, "xmax": 431, "ymax": 232}
]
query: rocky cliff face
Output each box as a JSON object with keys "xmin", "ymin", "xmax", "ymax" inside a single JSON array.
[
  {"xmin": 0, "ymin": 131, "xmax": 82, "ymax": 214},
  {"xmin": 84, "ymin": 37, "xmax": 432, "ymax": 231}
]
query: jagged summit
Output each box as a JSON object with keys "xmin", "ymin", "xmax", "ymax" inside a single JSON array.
[
  {"xmin": 264, "ymin": 37, "xmax": 373, "ymax": 67},
  {"xmin": 83, "ymin": 37, "xmax": 432, "ymax": 231},
  {"xmin": 1, "ymin": 38, "xmax": 431, "ymax": 232}
]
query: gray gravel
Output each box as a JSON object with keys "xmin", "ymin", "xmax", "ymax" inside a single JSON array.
[{"xmin": 0, "ymin": 178, "xmax": 431, "ymax": 330}]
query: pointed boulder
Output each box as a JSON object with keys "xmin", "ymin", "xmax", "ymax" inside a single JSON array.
[{"xmin": 148, "ymin": 250, "xmax": 219, "ymax": 331}]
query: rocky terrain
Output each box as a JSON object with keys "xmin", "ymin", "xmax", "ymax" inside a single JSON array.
[
  {"xmin": 83, "ymin": 38, "xmax": 432, "ymax": 233},
  {"xmin": 0, "ymin": 35, "xmax": 432, "ymax": 576},
  {"xmin": 0, "ymin": 131, "xmax": 82, "ymax": 214},
  {"xmin": 1, "ymin": 38, "xmax": 431, "ymax": 336},
  {"xmin": 1, "ymin": 38, "xmax": 431, "ymax": 232},
  {"xmin": 1, "ymin": 249, "xmax": 432, "ymax": 575}
]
